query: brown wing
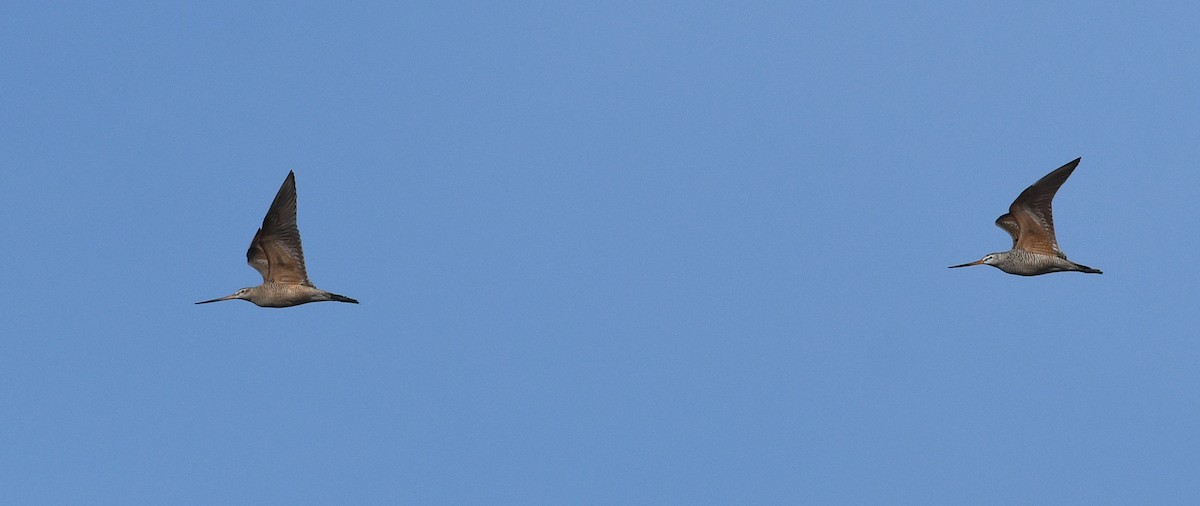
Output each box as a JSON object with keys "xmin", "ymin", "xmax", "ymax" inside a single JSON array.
[
  {"xmin": 1007, "ymin": 158, "xmax": 1080, "ymax": 258},
  {"xmin": 246, "ymin": 171, "xmax": 311, "ymax": 285},
  {"xmin": 994, "ymin": 213, "xmax": 1021, "ymax": 249}
]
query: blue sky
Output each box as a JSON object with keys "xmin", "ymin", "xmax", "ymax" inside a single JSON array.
[{"xmin": 2, "ymin": 2, "xmax": 1198, "ymax": 504}]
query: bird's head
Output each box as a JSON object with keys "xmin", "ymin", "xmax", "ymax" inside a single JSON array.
[
  {"xmin": 949, "ymin": 253, "xmax": 1001, "ymax": 269},
  {"xmin": 195, "ymin": 287, "xmax": 255, "ymax": 304}
]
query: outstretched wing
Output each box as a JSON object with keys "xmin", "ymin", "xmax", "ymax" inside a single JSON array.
[
  {"xmin": 246, "ymin": 171, "xmax": 311, "ymax": 285},
  {"xmin": 1007, "ymin": 158, "xmax": 1080, "ymax": 258},
  {"xmin": 994, "ymin": 213, "xmax": 1021, "ymax": 249}
]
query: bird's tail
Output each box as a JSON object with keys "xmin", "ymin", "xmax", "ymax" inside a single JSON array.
[
  {"xmin": 327, "ymin": 292, "xmax": 360, "ymax": 303},
  {"xmin": 1072, "ymin": 262, "xmax": 1103, "ymax": 274}
]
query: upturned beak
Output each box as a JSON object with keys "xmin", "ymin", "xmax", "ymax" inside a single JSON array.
[
  {"xmin": 948, "ymin": 259, "xmax": 985, "ymax": 268},
  {"xmin": 195, "ymin": 294, "xmax": 238, "ymax": 304}
]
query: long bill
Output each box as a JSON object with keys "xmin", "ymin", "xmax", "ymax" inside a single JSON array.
[
  {"xmin": 195, "ymin": 294, "xmax": 238, "ymax": 304},
  {"xmin": 948, "ymin": 259, "xmax": 985, "ymax": 268}
]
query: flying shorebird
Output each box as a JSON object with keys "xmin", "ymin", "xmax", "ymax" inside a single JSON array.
[
  {"xmin": 196, "ymin": 171, "xmax": 359, "ymax": 307},
  {"xmin": 949, "ymin": 157, "xmax": 1102, "ymax": 276}
]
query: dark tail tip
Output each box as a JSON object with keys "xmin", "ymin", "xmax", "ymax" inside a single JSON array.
[
  {"xmin": 1074, "ymin": 263, "xmax": 1102, "ymax": 274},
  {"xmin": 329, "ymin": 293, "xmax": 359, "ymax": 304}
]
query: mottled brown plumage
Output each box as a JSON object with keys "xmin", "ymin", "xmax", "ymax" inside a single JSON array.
[
  {"xmin": 950, "ymin": 158, "xmax": 1102, "ymax": 276},
  {"xmin": 197, "ymin": 171, "xmax": 358, "ymax": 307}
]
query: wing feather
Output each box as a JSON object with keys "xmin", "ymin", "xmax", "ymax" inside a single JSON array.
[
  {"xmin": 1008, "ymin": 158, "xmax": 1079, "ymax": 258},
  {"xmin": 994, "ymin": 213, "xmax": 1020, "ymax": 249},
  {"xmin": 245, "ymin": 171, "xmax": 311, "ymax": 284}
]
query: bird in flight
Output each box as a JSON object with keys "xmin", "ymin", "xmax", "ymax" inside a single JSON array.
[
  {"xmin": 197, "ymin": 171, "xmax": 359, "ymax": 307},
  {"xmin": 950, "ymin": 157, "xmax": 1102, "ymax": 276}
]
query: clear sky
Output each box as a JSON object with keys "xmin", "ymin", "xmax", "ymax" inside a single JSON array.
[{"xmin": 2, "ymin": 2, "xmax": 1198, "ymax": 504}]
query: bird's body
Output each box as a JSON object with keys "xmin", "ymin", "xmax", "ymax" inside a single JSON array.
[
  {"xmin": 971, "ymin": 248, "xmax": 1101, "ymax": 277},
  {"xmin": 950, "ymin": 157, "xmax": 1102, "ymax": 276},
  {"xmin": 197, "ymin": 171, "xmax": 358, "ymax": 307},
  {"xmin": 229, "ymin": 281, "xmax": 359, "ymax": 308}
]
